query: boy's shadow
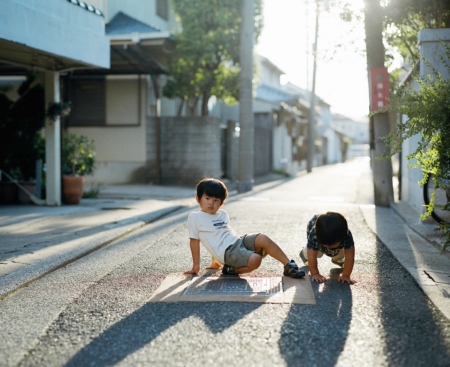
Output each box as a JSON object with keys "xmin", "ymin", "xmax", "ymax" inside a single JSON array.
[
  {"xmin": 279, "ymin": 268, "xmax": 353, "ymax": 366},
  {"xmin": 64, "ymin": 285, "xmax": 260, "ymax": 367}
]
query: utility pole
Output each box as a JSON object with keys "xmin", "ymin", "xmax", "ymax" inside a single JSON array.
[
  {"xmin": 305, "ymin": 0, "xmax": 309, "ymax": 92},
  {"xmin": 364, "ymin": 0, "xmax": 393, "ymax": 206},
  {"xmin": 306, "ymin": 0, "xmax": 319, "ymax": 173},
  {"xmin": 238, "ymin": 0, "xmax": 254, "ymax": 193}
]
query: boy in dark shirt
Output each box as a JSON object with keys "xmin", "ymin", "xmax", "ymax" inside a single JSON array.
[{"xmin": 300, "ymin": 212, "xmax": 356, "ymax": 284}]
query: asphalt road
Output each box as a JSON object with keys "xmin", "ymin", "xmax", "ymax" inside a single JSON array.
[{"xmin": 2, "ymin": 159, "xmax": 450, "ymax": 367}]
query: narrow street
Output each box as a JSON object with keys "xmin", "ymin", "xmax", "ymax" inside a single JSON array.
[{"xmin": 1, "ymin": 158, "xmax": 449, "ymax": 367}]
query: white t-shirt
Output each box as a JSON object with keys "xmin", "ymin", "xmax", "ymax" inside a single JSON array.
[{"xmin": 187, "ymin": 209, "xmax": 240, "ymax": 264}]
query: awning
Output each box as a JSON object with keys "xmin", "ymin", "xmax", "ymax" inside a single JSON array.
[
  {"xmin": 0, "ymin": 1, "xmax": 110, "ymax": 75},
  {"xmin": 0, "ymin": 39, "xmax": 101, "ymax": 75},
  {"xmin": 72, "ymin": 11, "xmax": 175, "ymax": 76}
]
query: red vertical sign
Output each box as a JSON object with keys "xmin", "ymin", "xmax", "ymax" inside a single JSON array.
[{"xmin": 370, "ymin": 67, "xmax": 390, "ymax": 111}]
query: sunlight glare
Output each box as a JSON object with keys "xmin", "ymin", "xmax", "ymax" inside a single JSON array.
[{"xmin": 256, "ymin": 0, "xmax": 369, "ymax": 120}]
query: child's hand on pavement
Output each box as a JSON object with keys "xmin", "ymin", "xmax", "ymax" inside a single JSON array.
[
  {"xmin": 311, "ymin": 273, "xmax": 326, "ymax": 282},
  {"xmin": 338, "ymin": 274, "xmax": 357, "ymax": 284}
]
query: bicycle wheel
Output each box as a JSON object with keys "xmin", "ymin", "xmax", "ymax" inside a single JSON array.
[{"xmin": 423, "ymin": 173, "xmax": 450, "ymax": 225}]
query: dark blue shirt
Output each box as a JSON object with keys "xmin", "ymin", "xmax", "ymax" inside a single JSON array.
[{"xmin": 306, "ymin": 214, "xmax": 354, "ymax": 257}]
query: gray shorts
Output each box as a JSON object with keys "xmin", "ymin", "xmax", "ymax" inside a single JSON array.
[{"xmin": 224, "ymin": 233, "xmax": 266, "ymax": 268}]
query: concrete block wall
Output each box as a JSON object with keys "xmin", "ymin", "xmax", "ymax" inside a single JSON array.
[
  {"xmin": 145, "ymin": 117, "xmax": 159, "ymax": 184},
  {"xmin": 225, "ymin": 120, "xmax": 239, "ymax": 181},
  {"xmin": 146, "ymin": 114, "xmax": 273, "ymax": 187},
  {"xmin": 254, "ymin": 113, "xmax": 273, "ymax": 177},
  {"xmin": 223, "ymin": 114, "xmax": 273, "ymax": 181},
  {"xmin": 159, "ymin": 116, "xmax": 222, "ymax": 186}
]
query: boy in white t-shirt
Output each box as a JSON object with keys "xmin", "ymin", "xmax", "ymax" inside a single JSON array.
[{"xmin": 184, "ymin": 178, "xmax": 305, "ymax": 278}]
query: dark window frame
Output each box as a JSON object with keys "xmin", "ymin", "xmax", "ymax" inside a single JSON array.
[
  {"xmin": 67, "ymin": 76, "xmax": 106, "ymax": 127},
  {"xmin": 156, "ymin": 0, "xmax": 168, "ymax": 20}
]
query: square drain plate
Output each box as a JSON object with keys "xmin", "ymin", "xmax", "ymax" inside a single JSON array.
[
  {"xmin": 183, "ymin": 276, "xmax": 282, "ymax": 296},
  {"xmin": 148, "ymin": 273, "xmax": 316, "ymax": 304}
]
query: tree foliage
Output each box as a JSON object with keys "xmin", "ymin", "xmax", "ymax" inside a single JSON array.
[
  {"xmin": 384, "ymin": 0, "xmax": 450, "ymax": 64},
  {"xmin": 333, "ymin": 0, "xmax": 450, "ymax": 227},
  {"xmin": 374, "ymin": 46, "xmax": 450, "ymax": 218},
  {"xmin": 332, "ymin": 1, "xmax": 450, "ymax": 66},
  {"xmin": 164, "ymin": 0, "xmax": 263, "ymax": 116}
]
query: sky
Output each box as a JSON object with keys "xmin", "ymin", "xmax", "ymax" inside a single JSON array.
[{"xmin": 255, "ymin": 0, "xmax": 370, "ymax": 121}]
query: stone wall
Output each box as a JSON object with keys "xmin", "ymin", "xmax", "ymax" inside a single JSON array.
[
  {"xmin": 146, "ymin": 114, "xmax": 273, "ymax": 186},
  {"xmin": 254, "ymin": 113, "xmax": 273, "ymax": 177},
  {"xmin": 158, "ymin": 116, "xmax": 222, "ymax": 186}
]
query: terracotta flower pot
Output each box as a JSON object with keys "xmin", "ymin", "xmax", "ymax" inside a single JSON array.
[{"xmin": 62, "ymin": 175, "xmax": 84, "ymax": 204}]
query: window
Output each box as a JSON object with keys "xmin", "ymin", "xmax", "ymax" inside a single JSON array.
[
  {"xmin": 68, "ymin": 77, "xmax": 106, "ymax": 126},
  {"xmin": 156, "ymin": 0, "xmax": 168, "ymax": 20},
  {"xmin": 67, "ymin": 76, "xmax": 142, "ymax": 127},
  {"xmin": 105, "ymin": 77, "xmax": 141, "ymax": 126}
]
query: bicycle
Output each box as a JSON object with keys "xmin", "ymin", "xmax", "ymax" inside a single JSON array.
[{"xmin": 423, "ymin": 173, "xmax": 450, "ymax": 225}]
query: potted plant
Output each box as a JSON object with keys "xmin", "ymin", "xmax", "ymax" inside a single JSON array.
[{"xmin": 62, "ymin": 132, "xmax": 95, "ymax": 204}]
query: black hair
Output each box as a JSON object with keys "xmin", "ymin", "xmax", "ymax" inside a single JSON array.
[
  {"xmin": 196, "ymin": 178, "xmax": 228, "ymax": 203},
  {"xmin": 314, "ymin": 212, "xmax": 348, "ymax": 245}
]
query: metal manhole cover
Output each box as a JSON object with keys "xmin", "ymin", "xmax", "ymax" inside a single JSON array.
[{"xmin": 183, "ymin": 276, "xmax": 283, "ymax": 297}]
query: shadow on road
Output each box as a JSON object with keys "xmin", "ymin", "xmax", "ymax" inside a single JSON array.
[
  {"xmin": 279, "ymin": 268, "xmax": 353, "ymax": 366},
  {"xmin": 374, "ymin": 239, "xmax": 450, "ymax": 365},
  {"xmin": 64, "ymin": 302, "xmax": 261, "ymax": 367}
]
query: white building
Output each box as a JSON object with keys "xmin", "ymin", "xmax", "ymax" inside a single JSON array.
[{"xmin": 0, "ymin": 0, "xmax": 110, "ymax": 205}]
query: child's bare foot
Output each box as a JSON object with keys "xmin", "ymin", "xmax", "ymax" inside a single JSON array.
[{"xmin": 206, "ymin": 261, "xmax": 222, "ymax": 269}]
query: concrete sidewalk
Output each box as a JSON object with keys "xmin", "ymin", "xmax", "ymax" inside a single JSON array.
[
  {"xmin": 362, "ymin": 202, "xmax": 450, "ymax": 320},
  {"xmin": 0, "ymin": 172, "xmax": 449, "ymax": 319},
  {"xmin": 0, "ymin": 183, "xmax": 199, "ymax": 297}
]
